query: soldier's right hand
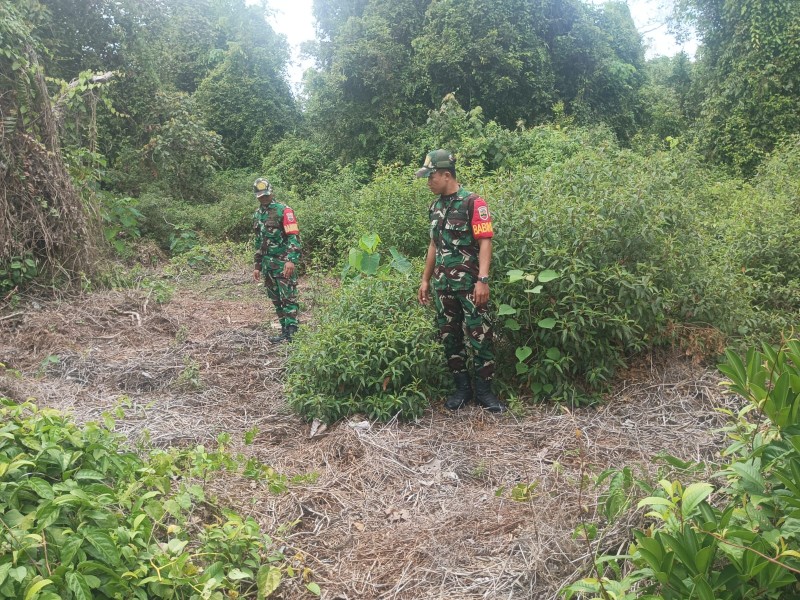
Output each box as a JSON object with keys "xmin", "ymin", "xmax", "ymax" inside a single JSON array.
[
  {"xmin": 253, "ymin": 269, "xmax": 261, "ymax": 282},
  {"xmin": 418, "ymin": 281, "xmax": 431, "ymax": 305}
]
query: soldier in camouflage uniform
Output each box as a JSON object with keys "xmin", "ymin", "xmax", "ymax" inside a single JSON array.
[
  {"xmin": 252, "ymin": 178, "xmax": 301, "ymax": 343},
  {"xmin": 416, "ymin": 150, "xmax": 506, "ymax": 413}
]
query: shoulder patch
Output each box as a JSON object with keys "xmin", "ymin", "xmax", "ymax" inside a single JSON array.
[
  {"xmin": 471, "ymin": 197, "xmax": 493, "ymax": 239},
  {"xmin": 283, "ymin": 208, "xmax": 300, "ymax": 234}
]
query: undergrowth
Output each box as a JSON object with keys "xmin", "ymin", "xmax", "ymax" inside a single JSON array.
[{"xmin": 0, "ymin": 398, "xmax": 319, "ymax": 599}]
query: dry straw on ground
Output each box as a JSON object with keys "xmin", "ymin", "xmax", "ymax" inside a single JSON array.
[{"xmin": 0, "ymin": 265, "xmax": 737, "ymax": 599}]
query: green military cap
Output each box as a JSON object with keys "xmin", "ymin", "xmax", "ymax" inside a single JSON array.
[{"xmin": 415, "ymin": 149, "xmax": 456, "ymax": 178}]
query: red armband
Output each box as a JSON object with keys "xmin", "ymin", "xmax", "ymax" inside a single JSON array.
[
  {"xmin": 283, "ymin": 208, "xmax": 300, "ymax": 235},
  {"xmin": 471, "ymin": 197, "xmax": 493, "ymax": 239}
]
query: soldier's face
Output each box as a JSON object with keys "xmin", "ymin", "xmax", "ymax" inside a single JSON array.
[{"xmin": 427, "ymin": 170, "xmax": 448, "ymax": 194}]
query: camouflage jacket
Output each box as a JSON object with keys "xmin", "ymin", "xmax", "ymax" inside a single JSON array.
[
  {"xmin": 253, "ymin": 202, "xmax": 301, "ymax": 270},
  {"xmin": 429, "ymin": 186, "xmax": 494, "ymax": 291}
]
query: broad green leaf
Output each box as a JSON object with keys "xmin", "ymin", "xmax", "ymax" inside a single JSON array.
[
  {"xmin": 525, "ymin": 285, "xmax": 543, "ymax": 294},
  {"xmin": 691, "ymin": 573, "xmax": 714, "ymax": 600},
  {"xmin": 27, "ymin": 477, "xmax": 54, "ymax": 500},
  {"xmin": 497, "ymin": 304, "xmax": 517, "ymax": 316},
  {"xmin": 83, "ymin": 529, "xmax": 120, "ymax": 566},
  {"xmin": 74, "ymin": 469, "xmax": 105, "ymax": 481},
  {"xmin": 358, "ymin": 233, "xmax": 380, "ymax": 254},
  {"xmin": 360, "ymin": 252, "xmax": 381, "ymax": 276},
  {"xmin": 167, "ymin": 538, "xmax": 188, "ymax": 554},
  {"xmin": 59, "ymin": 535, "xmax": 83, "ymax": 565},
  {"xmin": 728, "ymin": 462, "xmax": 765, "ymax": 493},
  {"xmin": 66, "ymin": 572, "xmax": 91, "ymax": 600},
  {"xmin": 515, "ymin": 363, "xmax": 529, "ymax": 375},
  {"xmin": 35, "ymin": 502, "xmax": 60, "ymax": 531},
  {"xmin": 515, "ymin": 346, "xmax": 533, "ymax": 362},
  {"xmin": 694, "ymin": 545, "xmax": 715, "ymax": 575},
  {"xmin": 227, "ymin": 568, "xmax": 252, "ymax": 581},
  {"xmin": 681, "ymin": 483, "xmax": 713, "ymax": 519},
  {"xmin": 661, "ymin": 533, "xmax": 698, "ymax": 575},
  {"xmin": 537, "ymin": 317, "xmax": 556, "ymax": 329},
  {"xmin": 0, "ymin": 563, "xmax": 11, "ymax": 587},
  {"xmin": 507, "ymin": 270, "xmax": 524, "ymax": 283},
  {"xmin": 24, "ymin": 578, "xmax": 53, "ymax": 600},
  {"xmin": 537, "ymin": 270, "xmax": 559, "ymax": 282},
  {"xmin": 257, "ymin": 565, "xmax": 282, "ymax": 599},
  {"xmin": 545, "ymin": 347, "xmax": 561, "ymax": 360},
  {"xmin": 306, "ymin": 582, "xmax": 321, "ymax": 596},
  {"xmin": 637, "ymin": 496, "xmax": 673, "ymax": 509},
  {"xmin": 387, "ymin": 247, "xmax": 411, "ymax": 274},
  {"xmin": 504, "ymin": 319, "xmax": 520, "ymax": 331}
]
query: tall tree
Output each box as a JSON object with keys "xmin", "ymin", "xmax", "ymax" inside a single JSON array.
[
  {"xmin": 550, "ymin": 0, "xmax": 645, "ymax": 141},
  {"xmin": 676, "ymin": 0, "xmax": 800, "ymax": 174},
  {"xmin": 306, "ymin": 0, "xmax": 429, "ymax": 164},
  {"xmin": 413, "ymin": 0, "xmax": 554, "ymax": 128},
  {"xmin": 306, "ymin": 0, "xmax": 647, "ymax": 166}
]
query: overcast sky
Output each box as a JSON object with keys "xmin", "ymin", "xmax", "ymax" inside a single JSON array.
[{"xmin": 265, "ymin": 0, "xmax": 698, "ymax": 90}]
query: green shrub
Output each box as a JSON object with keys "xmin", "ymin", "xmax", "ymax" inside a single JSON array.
[
  {"xmin": 0, "ymin": 254, "xmax": 38, "ymax": 294},
  {"xmin": 261, "ymin": 135, "xmax": 334, "ymax": 193},
  {"xmin": 137, "ymin": 188, "xmax": 254, "ymax": 251},
  {"xmin": 286, "ymin": 272, "xmax": 447, "ymax": 423},
  {"xmin": 292, "ymin": 166, "xmax": 366, "ymax": 270},
  {"xmin": 165, "ymin": 241, "xmax": 246, "ymax": 278},
  {"xmin": 0, "ymin": 398, "xmax": 316, "ymax": 599},
  {"xmin": 348, "ymin": 166, "xmax": 432, "ymax": 260},
  {"xmin": 140, "ymin": 92, "xmax": 227, "ymax": 201},
  {"xmin": 564, "ymin": 339, "xmax": 800, "ymax": 599},
  {"xmin": 714, "ymin": 136, "xmax": 800, "ymax": 340},
  {"xmin": 489, "ymin": 145, "xmax": 749, "ymax": 401},
  {"xmin": 99, "ymin": 194, "xmax": 144, "ymax": 257}
]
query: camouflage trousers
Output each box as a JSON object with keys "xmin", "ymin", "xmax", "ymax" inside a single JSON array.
[
  {"xmin": 263, "ymin": 263, "xmax": 298, "ymax": 327},
  {"xmin": 433, "ymin": 287, "xmax": 495, "ymax": 380}
]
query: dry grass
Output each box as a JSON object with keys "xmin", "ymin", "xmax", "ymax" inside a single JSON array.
[{"xmin": 0, "ymin": 261, "xmax": 736, "ymax": 599}]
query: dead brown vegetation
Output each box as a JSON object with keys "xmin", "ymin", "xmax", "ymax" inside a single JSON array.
[
  {"xmin": 0, "ymin": 262, "xmax": 736, "ymax": 599},
  {"xmin": 1, "ymin": 50, "xmax": 96, "ymax": 286}
]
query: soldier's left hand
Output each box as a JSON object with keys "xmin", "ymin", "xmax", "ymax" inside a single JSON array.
[
  {"xmin": 282, "ymin": 261, "xmax": 295, "ymax": 278},
  {"xmin": 474, "ymin": 282, "xmax": 489, "ymax": 308}
]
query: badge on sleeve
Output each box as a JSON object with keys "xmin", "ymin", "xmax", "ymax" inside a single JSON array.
[
  {"xmin": 471, "ymin": 197, "xmax": 493, "ymax": 238},
  {"xmin": 283, "ymin": 208, "xmax": 300, "ymax": 234}
]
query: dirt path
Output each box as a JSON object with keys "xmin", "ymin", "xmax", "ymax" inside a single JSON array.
[{"xmin": 0, "ymin": 263, "xmax": 735, "ymax": 599}]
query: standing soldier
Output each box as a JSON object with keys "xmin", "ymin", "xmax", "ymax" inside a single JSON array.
[
  {"xmin": 416, "ymin": 150, "xmax": 506, "ymax": 413},
  {"xmin": 252, "ymin": 178, "xmax": 301, "ymax": 343}
]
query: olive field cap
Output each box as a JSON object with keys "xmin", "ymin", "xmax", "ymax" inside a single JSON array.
[
  {"xmin": 253, "ymin": 177, "xmax": 273, "ymax": 197},
  {"xmin": 415, "ymin": 149, "xmax": 456, "ymax": 178}
]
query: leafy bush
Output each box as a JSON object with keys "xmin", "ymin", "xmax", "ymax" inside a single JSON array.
[
  {"xmin": 99, "ymin": 195, "xmax": 144, "ymax": 257},
  {"xmin": 564, "ymin": 339, "xmax": 800, "ymax": 599},
  {"xmin": 261, "ymin": 135, "xmax": 334, "ymax": 193},
  {"xmin": 0, "ymin": 398, "xmax": 317, "ymax": 599},
  {"xmin": 292, "ymin": 166, "xmax": 366, "ymax": 270},
  {"xmin": 348, "ymin": 166, "xmax": 432, "ymax": 260},
  {"xmin": 136, "ymin": 187, "xmax": 253, "ymax": 252},
  {"xmin": 488, "ymin": 144, "xmax": 749, "ymax": 401},
  {"xmin": 713, "ymin": 136, "xmax": 800, "ymax": 340},
  {"xmin": 165, "ymin": 241, "xmax": 246, "ymax": 278},
  {"xmin": 0, "ymin": 254, "xmax": 37, "ymax": 294},
  {"xmin": 286, "ymin": 270, "xmax": 447, "ymax": 423},
  {"xmin": 140, "ymin": 92, "xmax": 227, "ymax": 201}
]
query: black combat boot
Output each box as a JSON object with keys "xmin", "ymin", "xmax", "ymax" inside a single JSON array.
[
  {"xmin": 268, "ymin": 326, "xmax": 287, "ymax": 344},
  {"xmin": 284, "ymin": 324, "xmax": 298, "ymax": 342},
  {"xmin": 445, "ymin": 372, "xmax": 473, "ymax": 411},
  {"xmin": 474, "ymin": 379, "xmax": 506, "ymax": 414}
]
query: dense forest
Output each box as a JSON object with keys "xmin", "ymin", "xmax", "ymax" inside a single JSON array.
[{"xmin": 2, "ymin": 0, "xmax": 800, "ymax": 598}]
